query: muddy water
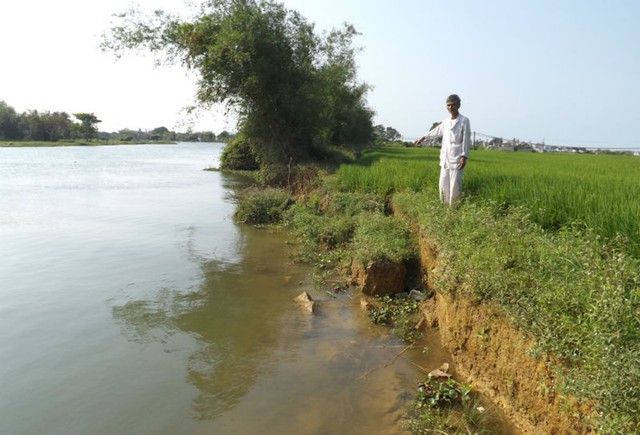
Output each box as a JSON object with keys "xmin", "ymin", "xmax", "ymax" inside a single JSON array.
[{"xmin": 0, "ymin": 143, "xmax": 516, "ymax": 434}]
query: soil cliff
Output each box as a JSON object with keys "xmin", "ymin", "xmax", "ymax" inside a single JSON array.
[{"xmin": 351, "ymin": 230, "xmax": 595, "ymax": 434}]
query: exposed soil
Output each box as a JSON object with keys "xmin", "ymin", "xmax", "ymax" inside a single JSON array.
[
  {"xmin": 415, "ymin": 233, "xmax": 596, "ymax": 434},
  {"xmin": 351, "ymin": 230, "xmax": 597, "ymax": 434}
]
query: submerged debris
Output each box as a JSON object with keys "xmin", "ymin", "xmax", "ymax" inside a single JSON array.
[
  {"xmin": 408, "ymin": 289, "xmax": 426, "ymax": 301},
  {"xmin": 294, "ymin": 291, "xmax": 315, "ymax": 314},
  {"xmin": 428, "ymin": 362, "xmax": 451, "ymax": 378}
]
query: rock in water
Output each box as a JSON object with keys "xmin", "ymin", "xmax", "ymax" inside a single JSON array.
[
  {"xmin": 295, "ymin": 291, "xmax": 315, "ymax": 314},
  {"xmin": 428, "ymin": 362, "xmax": 451, "ymax": 378},
  {"xmin": 409, "ymin": 289, "xmax": 426, "ymax": 301}
]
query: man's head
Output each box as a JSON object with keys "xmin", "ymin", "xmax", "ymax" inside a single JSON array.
[{"xmin": 446, "ymin": 94, "xmax": 461, "ymax": 118}]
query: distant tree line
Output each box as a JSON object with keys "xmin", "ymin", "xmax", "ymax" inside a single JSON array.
[
  {"xmin": 0, "ymin": 100, "xmax": 225, "ymax": 143},
  {"xmin": 99, "ymin": 126, "xmax": 233, "ymax": 143},
  {"xmin": 373, "ymin": 124, "xmax": 402, "ymax": 143},
  {"xmin": 0, "ymin": 100, "xmax": 99, "ymax": 141}
]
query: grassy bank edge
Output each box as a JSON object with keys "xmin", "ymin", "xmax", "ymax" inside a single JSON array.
[{"xmin": 391, "ymin": 192, "xmax": 639, "ymax": 433}]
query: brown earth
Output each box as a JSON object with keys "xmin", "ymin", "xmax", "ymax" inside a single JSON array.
[
  {"xmin": 350, "ymin": 231, "xmax": 597, "ymax": 434},
  {"xmin": 350, "ymin": 258, "xmax": 406, "ymax": 296}
]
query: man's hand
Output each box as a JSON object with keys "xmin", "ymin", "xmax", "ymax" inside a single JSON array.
[
  {"xmin": 415, "ymin": 136, "xmax": 425, "ymax": 146},
  {"xmin": 458, "ymin": 156, "xmax": 467, "ymax": 170}
]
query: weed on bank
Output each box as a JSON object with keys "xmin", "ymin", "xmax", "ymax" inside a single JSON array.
[{"xmin": 283, "ymin": 192, "xmax": 413, "ymax": 267}]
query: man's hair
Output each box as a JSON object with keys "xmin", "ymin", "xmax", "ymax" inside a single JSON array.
[{"xmin": 446, "ymin": 94, "xmax": 461, "ymax": 104}]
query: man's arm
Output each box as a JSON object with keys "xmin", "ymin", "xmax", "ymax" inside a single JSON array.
[{"xmin": 415, "ymin": 123, "xmax": 443, "ymax": 146}]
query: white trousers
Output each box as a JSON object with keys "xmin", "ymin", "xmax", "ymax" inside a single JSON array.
[{"xmin": 439, "ymin": 166, "xmax": 463, "ymax": 205}]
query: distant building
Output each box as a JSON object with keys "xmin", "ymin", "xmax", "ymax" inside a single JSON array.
[{"xmin": 515, "ymin": 143, "xmax": 534, "ymax": 152}]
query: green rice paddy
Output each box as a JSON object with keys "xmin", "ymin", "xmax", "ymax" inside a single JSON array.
[{"xmin": 335, "ymin": 147, "xmax": 640, "ymax": 257}]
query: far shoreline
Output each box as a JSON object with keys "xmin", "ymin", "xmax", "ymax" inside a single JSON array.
[{"xmin": 0, "ymin": 140, "xmax": 177, "ymax": 147}]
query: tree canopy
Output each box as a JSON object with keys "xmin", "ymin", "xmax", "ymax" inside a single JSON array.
[
  {"xmin": 73, "ymin": 113, "xmax": 102, "ymax": 140},
  {"xmin": 0, "ymin": 101, "xmax": 22, "ymax": 140},
  {"xmin": 102, "ymin": 0, "xmax": 374, "ymax": 167},
  {"xmin": 373, "ymin": 124, "xmax": 402, "ymax": 143}
]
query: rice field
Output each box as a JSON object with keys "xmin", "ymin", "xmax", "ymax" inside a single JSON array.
[
  {"xmin": 335, "ymin": 146, "xmax": 640, "ymax": 257},
  {"xmin": 334, "ymin": 146, "xmax": 438, "ymax": 195}
]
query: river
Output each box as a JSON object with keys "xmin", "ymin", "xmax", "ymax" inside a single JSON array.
[{"xmin": 0, "ymin": 142, "xmax": 452, "ymax": 435}]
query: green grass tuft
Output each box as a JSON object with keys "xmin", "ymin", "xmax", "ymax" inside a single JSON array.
[{"xmin": 233, "ymin": 187, "xmax": 291, "ymax": 225}]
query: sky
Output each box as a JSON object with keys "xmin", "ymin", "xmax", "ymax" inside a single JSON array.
[{"xmin": 1, "ymin": 0, "xmax": 639, "ymax": 148}]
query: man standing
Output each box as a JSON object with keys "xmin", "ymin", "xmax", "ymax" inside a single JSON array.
[{"xmin": 415, "ymin": 94, "xmax": 471, "ymax": 205}]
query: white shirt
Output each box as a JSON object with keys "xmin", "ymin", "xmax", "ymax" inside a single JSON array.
[{"xmin": 423, "ymin": 114, "xmax": 471, "ymax": 168}]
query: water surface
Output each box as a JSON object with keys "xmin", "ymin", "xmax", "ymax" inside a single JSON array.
[{"xmin": 0, "ymin": 143, "xmax": 432, "ymax": 434}]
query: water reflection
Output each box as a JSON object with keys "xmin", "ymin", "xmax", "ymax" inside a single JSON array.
[{"xmin": 112, "ymin": 225, "xmax": 312, "ymax": 420}]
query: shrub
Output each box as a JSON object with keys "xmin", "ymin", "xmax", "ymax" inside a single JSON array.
[
  {"xmin": 220, "ymin": 135, "xmax": 259, "ymax": 170},
  {"xmin": 283, "ymin": 192, "xmax": 389, "ymax": 263},
  {"xmin": 284, "ymin": 203, "xmax": 354, "ymax": 260},
  {"xmin": 234, "ymin": 187, "xmax": 291, "ymax": 225}
]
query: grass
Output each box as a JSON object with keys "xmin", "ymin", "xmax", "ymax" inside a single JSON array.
[
  {"xmin": 349, "ymin": 212, "xmax": 415, "ymax": 264},
  {"xmin": 282, "ymin": 191, "xmax": 414, "ymax": 268},
  {"xmin": 392, "ymin": 193, "xmax": 640, "ymax": 432},
  {"xmin": 333, "ymin": 146, "xmax": 438, "ymax": 196},
  {"xmin": 465, "ymin": 150, "xmax": 640, "ymax": 256},
  {"xmin": 334, "ymin": 147, "xmax": 640, "ymax": 258}
]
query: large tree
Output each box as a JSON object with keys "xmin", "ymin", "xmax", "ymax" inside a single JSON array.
[
  {"xmin": 23, "ymin": 110, "xmax": 74, "ymax": 141},
  {"xmin": 373, "ymin": 124, "xmax": 402, "ymax": 143},
  {"xmin": 0, "ymin": 101, "xmax": 24, "ymax": 140},
  {"xmin": 102, "ymin": 0, "xmax": 373, "ymax": 166},
  {"xmin": 73, "ymin": 113, "xmax": 102, "ymax": 140},
  {"xmin": 43, "ymin": 112, "xmax": 73, "ymax": 141}
]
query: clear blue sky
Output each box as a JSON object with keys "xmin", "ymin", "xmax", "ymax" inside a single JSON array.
[{"xmin": 1, "ymin": 0, "xmax": 639, "ymax": 148}]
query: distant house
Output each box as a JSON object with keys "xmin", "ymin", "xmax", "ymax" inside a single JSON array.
[
  {"xmin": 515, "ymin": 143, "xmax": 534, "ymax": 152},
  {"xmin": 488, "ymin": 137, "xmax": 503, "ymax": 149},
  {"xmin": 533, "ymin": 144, "xmax": 556, "ymax": 153}
]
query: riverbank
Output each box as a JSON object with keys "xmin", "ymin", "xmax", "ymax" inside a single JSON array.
[
  {"xmin": 232, "ymin": 146, "xmax": 640, "ymax": 433},
  {"xmin": 402, "ymin": 212, "xmax": 593, "ymax": 434},
  {"xmin": 319, "ymin": 198, "xmax": 597, "ymax": 433},
  {"xmin": 391, "ymin": 192, "xmax": 639, "ymax": 433}
]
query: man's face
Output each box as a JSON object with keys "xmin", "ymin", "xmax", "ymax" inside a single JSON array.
[{"xmin": 447, "ymin": 101, "xmax": 460, "ymax": 117}]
